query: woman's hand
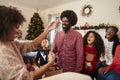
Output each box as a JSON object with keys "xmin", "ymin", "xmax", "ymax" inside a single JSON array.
[
  {"xmin": 46, "ymin": 20, "xmax": 59, "ymax": 31},
  {"xmin": 98, "ymin": 66, "xmax": 110, "ymax": 74}
]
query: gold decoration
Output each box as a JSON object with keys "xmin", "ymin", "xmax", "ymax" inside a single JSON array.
[
  {"xmin": 81, "ymin": 4, "xmax": 92, "ymax": 17},
  {"xmin": 86, "ymin": 53, "xmax": 95, "ymax": 61}
]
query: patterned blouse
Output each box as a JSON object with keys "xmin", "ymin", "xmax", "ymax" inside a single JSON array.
[{"xmin": 0, "ymin": 41, "xmax": 35, "ymax": 80}]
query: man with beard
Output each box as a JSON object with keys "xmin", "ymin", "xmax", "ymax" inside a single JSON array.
[{"xmin": 52, "ymin": 10, "xmax": 83, "ymax": 72}]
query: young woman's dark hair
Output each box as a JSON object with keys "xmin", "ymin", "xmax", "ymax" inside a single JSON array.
[
  {"xmin": 105, "ymin": 26, "xmax": 120, "ymax": 56},
  {"xmin": 83, "ymin": 31, "xmax": 105, "ymax": 57},
  {"xmin": 60, "ymin": 10, "xmax": 77, "ymax": 26},
  {"xmin": 0, "ymin": 5, "xmax": 25, "ymax": 41}
]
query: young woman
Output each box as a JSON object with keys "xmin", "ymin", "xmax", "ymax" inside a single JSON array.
[
  {"xmin": 0, "ymin": 5, "xmax": 59, "ymax": 80},
  {"xmin": 82, "ymin": 31, "xmax": 105, "ymax": 80},
  {"xmin": 97, "ymin": 26, "xmax": 120, "ymax": 80},
  {"xmin": 97, "ymin": 26, "xmax": 120, "ymax": 73}
]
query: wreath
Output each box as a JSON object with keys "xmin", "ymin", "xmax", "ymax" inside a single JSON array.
[{"xmin": 81, "ymin": 4, "xmax": 92, "ymax": 17}]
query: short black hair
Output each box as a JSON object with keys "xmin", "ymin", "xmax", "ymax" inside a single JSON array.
[
  {"xmin": 60, "ymin": 10, "xmax": 77, "ymax": 26},
  {"xmin": 0, "ymin": 5, "xmax": 25, "ymax": 41},
  {"xmin": 106, "ymin": 26, "xmax": 118, "ymax": 33}
]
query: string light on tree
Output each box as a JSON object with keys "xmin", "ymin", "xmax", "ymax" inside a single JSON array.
[{"xmin": 25, "ymin": 8, "xmax": 44, "ymax": 50}]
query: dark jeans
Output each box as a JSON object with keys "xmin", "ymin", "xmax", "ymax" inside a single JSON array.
[
  {"xmin": 95, "ymin": 61, "xmax": 106, "ymax": 79},
  {"xmin": 97, "ymin": 70, "xmax": 120, "ymax": 80}
]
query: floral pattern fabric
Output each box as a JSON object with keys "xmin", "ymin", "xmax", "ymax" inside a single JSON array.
[{"xmin": 0, "ymin": 41, "xmax": 35, "ymax": 80}]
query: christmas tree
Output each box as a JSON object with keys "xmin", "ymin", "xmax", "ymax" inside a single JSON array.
[
  {"xmin": 25, "ymin": 12, "xmax": 44, "ymax": 50},
  {"xmin": 25, "ymin": 12, "xmax": 44, "ymax": 40}
]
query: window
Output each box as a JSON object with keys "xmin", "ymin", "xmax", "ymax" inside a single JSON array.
[{"xmin": 48, "ymin": 14, "xmax": 62, "ymax": 48}]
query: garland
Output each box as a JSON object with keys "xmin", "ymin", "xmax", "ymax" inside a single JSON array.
[{"xmin": 74, "ymin": 23, "xmax": 110, "ymax": 30}]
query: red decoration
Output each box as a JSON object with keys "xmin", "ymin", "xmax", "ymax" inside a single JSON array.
[
  {"xmin": 83, "ymin": 22, "xmax": 89, "ymax": 33},
  {"xmin": 84, "ymin": 22, "xmax": 89, "ymax": 30}
]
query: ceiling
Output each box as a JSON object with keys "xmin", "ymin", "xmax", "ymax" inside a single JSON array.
[{"xmin": 0, "ymin": 0, "xmax": 80, "ymax": 10}]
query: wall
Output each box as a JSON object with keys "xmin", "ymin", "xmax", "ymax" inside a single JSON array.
[
  {"xmin": 40, "ymin": 0, "xmax": 120, "ymax": 28},
  {"xmin": 0, "ymin": 2, "xmax": 40, "ymax": 39},
  {"xmin": 15, "ymin": 5, "xmax": 36, "ymax": 39},
  {"xmin": 1, "ymin": 0, "xmax": 120, "ymax": 39}
]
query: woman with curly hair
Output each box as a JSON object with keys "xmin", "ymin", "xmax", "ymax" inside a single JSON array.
[
  {"xmin": 0, "ymin": 5, "xmax": 59, "ymax": 80},
  {"xmin": 52, "ymin": 10, "xmax": 83, "ymax": 72},
  {"xmin": 82, "ymin": 31, "xmax": 105, "ymax": 80}
]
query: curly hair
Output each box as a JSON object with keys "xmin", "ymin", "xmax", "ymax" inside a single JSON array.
[
  {"xmin": 60, "ymin": 10, "xmax": 78, "ymax": 26},
  {"xmin": 83, "ymin": 31, "xmax": 105, "ymax": 57},
  {"xmin": 0, "ymin": 5, "xmax": 25, "ymax": 41}
]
